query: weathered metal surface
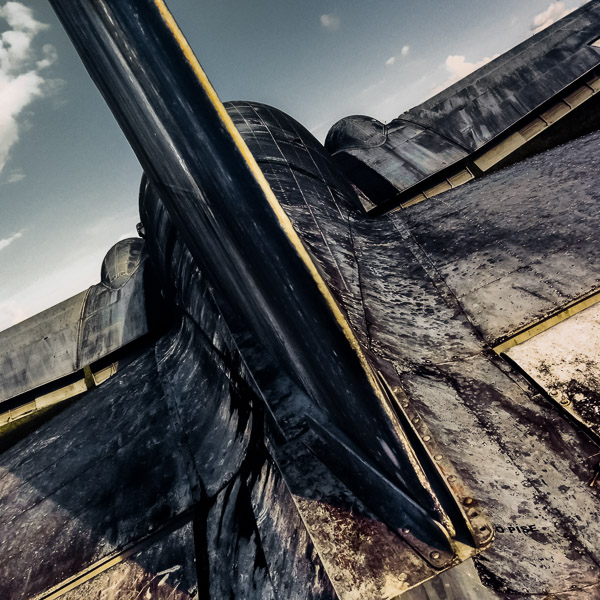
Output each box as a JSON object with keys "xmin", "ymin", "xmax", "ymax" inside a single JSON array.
[
  {"xmin": 401, "ymin": 2, "xmax": 600, "ymax": 152},
  {"xmin": 327, "ymin": 118, "xmax": 469, "ymax": 209},
  {"xmin": 0, "ymin": 348, "xmax": 193, "ymax": 600},
  {"xmin": 326, "ymin": 1, "xmax": 600, "ymax": 210},
  {"xmin": 47, "ymin": 1, "xmax": 453, "ymax": 531},
  {"xmin": 0, "ymin": 283, "xmax": 332, "ymax": 600},
  {"xmin": 4, "ymin": 100, "xmax": 598, "ymax": 600},
  {"xmin": 402, "ymin": 560, "xmax": 502, "ymax": 600},
  {"xmin": 229, "ymin": 101, "xmax": 600, "ymax": 597},
  {"xmin": 100, "ymin": 237, "xmax": 144, "ymax": 289},
  {"xmin": 0, "ymin": 238, "xmax": 151, "ymax": 409},
  {"xmin": 140, "ymin": 197, "xmax": 341, "ymax": 599},
  {"xmin": 506, "ymin": 301, "xmax": 600, "ymax": 437},
  {"xmin": 326, "ymin": 117, "xmax": 468, "ymax": 206},
  {"xmin": 78, "ymin": 241, "xmax": 149, "ymax": 367},
  {"xmin": 45, "ymin": 4, "xmax": 494, "ymax": 595},
  {"xmin": 4, "ymin": 2, "xmax": 599, "ymax": 599},
  {"xmin": 403, "ymin": 357, "xmax": 600, "ymax": 597},
  {"xmin": 397, "ymin": 128, "xmax": 600, "ymax": 346},
  {"xmin": 139, "ymin": 171, "xmax": 486, "ymax": 597},
  {"xmin": 54, "ymin": 524, "xmax": 198, "ymax": 600},
  {"xmin": 0, "ymin": 290, "xmax": 87, "ymax": 402}
]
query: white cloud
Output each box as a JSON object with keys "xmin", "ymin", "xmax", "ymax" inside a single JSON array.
[
  {"xmin": 320, "ymin": 14, "xmax": 340, "ymax": 31},
  {"xmin": 530, "ymin": 2, "xmax": 575, "ymax": 34},
  {"xmin": 430, "ymin": 53, "xmax": 498, "ymax": 96},
  {"xmin": 445, "ymin": 54, "xmax": 492, "ymax": 80},
  {"xmin": 385, "ymin": 45, "xmax": 409, "ymax": 67},
  {"xmin": 36, "ymin": 43, "xmax": 57, "ymax": 70},
  {"xmin": 5, "ymin": 168, "xmax": 24, "ymax": 183},
  {"xmin": 0, "ymin": 1, "xmax": 47, "ymax": 34},
  {"xmin": 0, "ymin": 229, "xmax": 23, "ymax": 251},
  {"xmin": 0, "ymin": 2, "xmax": 57, "ymax": 176}
]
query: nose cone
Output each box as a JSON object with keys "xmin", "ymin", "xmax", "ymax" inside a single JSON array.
[
  {"xmin": 325, "ymin": 115, "xmax": 386, "ymax": 154},
  {"xmin": 100, "ymin": 237, "xmax": 144, "ymax": 290}
]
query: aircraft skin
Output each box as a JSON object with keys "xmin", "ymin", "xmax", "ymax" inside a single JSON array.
[
  {"xmin": 0, "ymin": 238, "xmax": 156, "ymax": 417},
  {"xmin": 1, "ymin": 1, "xmax": 600, "ymax": 599}
]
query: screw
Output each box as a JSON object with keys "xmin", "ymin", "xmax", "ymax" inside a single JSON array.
[{"xmin": 588, "ymin": 462, "xmax": 600, "ymax": 487}]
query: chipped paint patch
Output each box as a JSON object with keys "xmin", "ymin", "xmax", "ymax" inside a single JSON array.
[{"xmin": 506, "ymin": 302, "xmax": 600, "ymax": 436}]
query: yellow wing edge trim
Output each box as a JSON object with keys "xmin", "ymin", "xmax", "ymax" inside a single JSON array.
[
  {"xmin": 494, "ymin": 288, "xmax": 600, "ymax": 354},
  {"xmin": 32, "ymin": 513, "xmax": 193, "ymax": 600}
]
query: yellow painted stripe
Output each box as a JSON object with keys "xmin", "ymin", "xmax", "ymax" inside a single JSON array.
[
  {"xmin": 494, "ymin": 289, "xmax": 600, "ymax": 354},
  {"xmin": 153, "ymin": 1, "xmax": 380, "ymax": 392},
  {"xmin": 33, "ymin": 513, "xmax": 193, "ymax": 600},
  {"xmin": 35, "ymin": 544, "xmax": 144, "ymax": 600},
  {"xmin": 0, "ymin": 364, "xmax": 119, "ymax": 428},
  {"xmin": 401, "ymin": 193, "xmax": 427, "ymax": 208}
]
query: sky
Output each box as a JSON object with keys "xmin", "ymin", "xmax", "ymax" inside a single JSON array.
[{"xmin": 0, "ymin": 0, "xmax": 591, "ymax": 331}]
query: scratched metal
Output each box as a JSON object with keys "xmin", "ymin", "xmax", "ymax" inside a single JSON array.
[
  {"xmin": 141, "ymin": 194, "xmax": 340, "ymax": 599},
  {"xmin": 6, "ymin": 2, "xmax": 598, "ymax": 599},
  {"xmin": 230, "ymin": 101, "xmax": 600, "ymax": 598},
  {"xmin": 139, "ymin": 177, "xmax": 474, "ymax": 598},
  {"xmin": 48, "ymin": 0, "xmax": 445, "ymax": 521},
  {"xmin": 3, "ymin": 100, "xmax": 598, "ymax": 600},
  {"xmin": 57, "ymin": 524, "xmax": 198, "ymax": 600},
  {"xmin": 0, "ymin": 276, "xmax": 326, "ymax": 600},
  {"xmin": 398, "ymin": 128, "xmax": 600, "ymax": 346},
  {"xmin": 506, "ymin": 302, "xmax": 600, "ymax": 437},
  {"xmin": 0, "ymin": 346, "xmax": 194, "ymax": 600}
]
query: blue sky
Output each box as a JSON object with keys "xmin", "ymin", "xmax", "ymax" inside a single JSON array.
[{"xmin": 0, "ymin": 0, "xmax": 590, "ymax": 330}]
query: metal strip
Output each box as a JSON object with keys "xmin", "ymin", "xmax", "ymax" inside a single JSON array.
[
  {"xmin": 376, "ymin": 372, "xmax": 494, "ymax": 551},
  {"xmin": 152, "ymin": 0, "xmax": 378, "ymax": 391},
  {"xmin": 74, "ymin": 286, "xmax": 92, "ymax": 371},
  {"xmin": 493, "ymin": 288, "xmax": 600, "ymax": 354},
  {"xmin": 31, "ymin": 511, "xmax": 194, "ymax": 600}
]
